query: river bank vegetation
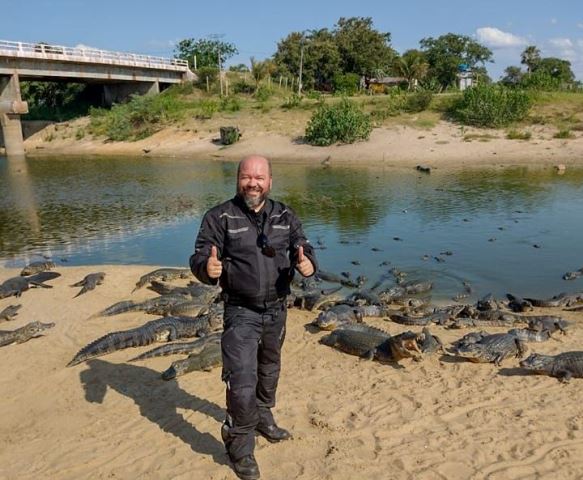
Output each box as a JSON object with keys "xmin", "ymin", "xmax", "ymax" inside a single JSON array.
[{"xmin": 20, "ymin": 17, "xmax": 583, "ymax": 147}]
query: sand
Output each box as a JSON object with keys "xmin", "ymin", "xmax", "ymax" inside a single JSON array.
[
  {"xmin": 1, "ymin": 265, "xmax": 583, "ymax": 479},
  {"xmin": 20, "ymin": 119, "xmax": 583, "ymax": 169}
]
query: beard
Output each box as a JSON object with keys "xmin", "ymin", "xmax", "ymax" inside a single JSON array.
[{"xmin": 238, "ymin": 186, "xmax": 269, "ymax": 209}]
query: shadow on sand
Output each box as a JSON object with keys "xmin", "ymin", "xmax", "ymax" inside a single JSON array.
[{"xmin": 80, "ymin": 359, "xmax": 228, "ymax": 466}]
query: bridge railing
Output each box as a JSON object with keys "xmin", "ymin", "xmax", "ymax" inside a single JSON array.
[{"xmin": 0, "ymin": 39, "xmax": 189, "ymax": 71}]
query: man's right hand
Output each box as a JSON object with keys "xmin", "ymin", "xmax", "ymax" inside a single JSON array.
[{"xmin": 206, "ymin": 245, "xmax": 223, "ymax": 279}]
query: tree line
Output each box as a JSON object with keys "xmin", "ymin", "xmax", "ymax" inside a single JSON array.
[{"xmin": 173, "ymin": 16, "xmax": 577, "ymax": 93}]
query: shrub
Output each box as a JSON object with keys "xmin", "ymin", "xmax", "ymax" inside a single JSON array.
[
  {"xmin": 254, "ymin": 85, "xmax": 273, "ymax": 102},
  {"xmin": 333, "ymin": 73, "xmax": 360, "ymax": 95},
  {"xmin": 451, "ymin": 85, "xmax": 532, "ymax": 128},
  {"xmin": 75, "ymin": 128, "xmax": 85, "ymax": 140},
  {"xmin": 506, "ymin": 129, "xmax": 532, "ymax": 140},
  {"xmin": 197, "ymin": 99, "xmax": 218, "ymax": 119},
  {"xmin": 554, "ymin": 129, "xmax": 575, "ymax": 139},
  {"xmin": 232, "ymin": 80, "xmax": 255, "ymax": 94},
  {"xmin": 305, "ymin": 99, "xmax": 372, "ymax": 146},
  {"xmin": 220, "ymin": 96, "xmax": 242, "ymax": 112},
  {"xmin": 196, "ymin": 67, "xmax": 219, "ymax": 88},
  {"xmin": 281, "ymin": 94, "xmax": 302, "ymax": 109},
  {"xmin": 305, "ymin": 90, "xmax": 322, "ymax": 101},
  {"xmin": 404, "ymin": 90, "xmax": 433, "ymax": 113}
]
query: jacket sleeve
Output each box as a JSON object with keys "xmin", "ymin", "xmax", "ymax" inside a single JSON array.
[
  {"xmin": 189, "ymin": 210, "xmax": 225, "ymax": 285},
  {"xmin": 288, "ymin": 208, "xmax": 318, "ymax": 277}
]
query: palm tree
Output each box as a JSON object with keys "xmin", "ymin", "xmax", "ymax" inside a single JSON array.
[
  {"xmin": 520, "ymin": 46, "xmax": 541, "ymax": 74},
  {"xmin": 393, "ymin": 49, "xmax": 429, "ymax": 90}
]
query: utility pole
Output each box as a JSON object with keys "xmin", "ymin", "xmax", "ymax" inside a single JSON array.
[
  {"xmin": 298, "ymin": 41, "xmax": 304, "ymax": 96},
  {"xmin": 218, "ymin": 49, "xmax": 224, "ymax": 96}
]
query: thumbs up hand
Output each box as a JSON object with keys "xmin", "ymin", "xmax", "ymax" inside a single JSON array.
[
  {"xmin": 206, "ymin": 245, "xmax": 223, "ymax": 279},
  {"xmin": 296, "ymin": 245, "xmax": 314, "ymax": 277}
]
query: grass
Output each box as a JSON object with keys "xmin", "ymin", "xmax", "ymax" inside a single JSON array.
[
  {"xmin": 463, "ymin": 133, "xmax": 498, "ymax": 142},
  {"xmin": 553, "ymin": 129, "xmax": 575, "ymax": 139},
  {"xmin": 506, "ymin": 129, "xmax": 532, "ymax": 140}
]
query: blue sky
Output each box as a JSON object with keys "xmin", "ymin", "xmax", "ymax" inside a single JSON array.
[{"xmin": 3, "ymin": 0, "xmax": 583, "ymax": 80}]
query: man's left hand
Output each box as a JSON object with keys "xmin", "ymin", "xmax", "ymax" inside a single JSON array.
[{"xmin": 296, "ymin": 246, "xmax": 315, "ymax": 277}]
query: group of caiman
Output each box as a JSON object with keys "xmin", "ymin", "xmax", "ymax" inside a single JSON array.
[{"xmin": 2, "ymin": 260, "xmax": 583, "ymax": 383}]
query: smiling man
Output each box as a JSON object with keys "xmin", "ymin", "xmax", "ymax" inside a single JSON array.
[{"xmin": 190, "ymin": 154, "xmax": 317, "ymax": 480}]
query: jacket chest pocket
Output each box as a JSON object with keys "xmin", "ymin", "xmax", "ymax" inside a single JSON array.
[
  {"xmin": 269, "ymin": 224, "xmax": 290, "ymax": 250},
  {"xmin": 225, "ymin": 226, "xmax": 251, "ymax": 249}
]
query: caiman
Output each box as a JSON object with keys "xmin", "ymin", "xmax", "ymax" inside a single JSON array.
[
  {"xmin": 133, "ymin": 268, "xmax": 191, "ymax": 292},
  {"xmin": 526, "ymin": 316, "xmax": 569, "ymax": 335},
  {"xmin": 378, "ymin": 280, "xmax": 433, "ymax": 303},
  {"xmin": 319, "ymin": 327, "xmax": 422, "ymax": 364},
  {"xmin": 313, "ymin": 304, "xmax": 385, "ymax": 330},
  {"xmin": 562, "ymin": 268, "xmax": 583, "ymax": 281},
  {"xmin": 390, "ymin": 305, "xmax": 464, "ymax": 327},
  {"xmin": 520, "ymin": 352, "xmax": 583, "ymax": 383},
  {"xmin": 418, "ymin": 327, "xmax": 445, "ymax": 355},
  {"xmin": 90, "ymin": 294, "xmax": 195, "ymax": 318},
  {"xmin": 508, "ymin": 328, "xmax": 552, "ymax": 342},
  {"xmin": 0, "ymin": 321, "xmax": 55, "ymax": 347},
  {"xmin": 0, "ymin": 272, "xmax": 61, "ymax": 298},
  {"xmin": 67, "ymin": 312, "xmax": 222, "ymax": 366},
  {"xmin": 71, "ymin": 272, "xmax": 106, "ymax": 297},
  {"xmin": 20, "ymin": 261, "xmax": 56, "ymax": 276},
  {"xmin": 130, "ymin": 331, "xmax": 222, "ymax": 361},
  {"xmin": 291, "ymin": 286, "xmax": 343, "ymax": 311},
  {"xmin": 523, "ymin": 292, "xmax": 571, "ymax": 308},
  {"xmin": 148, "ymin": 280, "xmax": 220, "ymax": 304},
  {"xmin": 0, "ymin": 304, "xmax": 21, "ymax": 322},
  {"xmin": 315, "ymin": 270, "xmax": 363, "ymax": 288},
  {"xmin": 505, "ymin": 293, "xmax": 534, "ymax": 313},
  {"xmin": 449, "ymin": 333, "xmax": 527, "ymax": 366},
  {"xmin": 161, "ymin": 341, "xmax": 223, "ymax": 380}
]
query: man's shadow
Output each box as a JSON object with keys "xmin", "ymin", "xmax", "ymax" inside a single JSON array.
[{"xmin": 80, "ymin": 359, "xmax": 228, "ymax": 466}]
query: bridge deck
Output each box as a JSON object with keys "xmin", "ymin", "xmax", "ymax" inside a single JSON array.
[{"xmin": 0, "ymin": 40, "xmax": 188, "ymax": 72}]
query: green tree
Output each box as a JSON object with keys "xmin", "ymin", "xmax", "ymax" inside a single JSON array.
[
  {"xmin": 273, "ymin": 29, "xmax": 341, "ymax": 91},
  {"xmin": 174, "ymin": 38, "xmax": 238, "ymax": 69},
  {"xmin": 500, "ymin": 66, "xmax": 524, "ymax": 87},
  {"xmin": 534, "ymin": 57, "xmax": 575, "ymax": 83},
  {"xmin": 229, "ymin": 63, "xmax": 249, "ymax": 72},
  {"xmin": 250, "ymin": 57, "xmax": 270, "ymax": 86},
  {"xmin": 392, "ymin": 49, "xmax": 429, "ymax": 90},
  {"xmin": 334, "ymin": 17, "xmax": 395, "ymax": 78},
  {"xmin": 419, "ymin": 33, "xmax": 493, "ymax": 90},
  {"xmin": 520, "ymin": 45, "xmax": 541, "ymax": 74}
]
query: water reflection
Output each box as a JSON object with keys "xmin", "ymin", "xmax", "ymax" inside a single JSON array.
[{"xmin": 1, "ymin": 156, "xmax": 583, "ymax": 300}]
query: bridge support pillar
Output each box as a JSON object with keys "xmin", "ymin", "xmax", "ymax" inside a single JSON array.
[
  {"xmin": 0, "ymin": 74, "xmax": 29, "ymax": 157},
  {"xmin": 102, "ymin": 81, "xmax": 160, "ymax": 106}
]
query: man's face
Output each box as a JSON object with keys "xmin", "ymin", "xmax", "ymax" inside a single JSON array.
[{"xmin": 237, "ymin": 158, "xmax": 272, "ymax": 210}]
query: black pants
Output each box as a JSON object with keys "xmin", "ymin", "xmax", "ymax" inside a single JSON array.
[{"xmin": 221, "ymin": 302, "xmax": 287, "ymax": 460}]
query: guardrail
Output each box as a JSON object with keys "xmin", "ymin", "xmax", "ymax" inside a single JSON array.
[{"xmin": 0, "ymin": 39, "xmax": 189, "ymax": 71}]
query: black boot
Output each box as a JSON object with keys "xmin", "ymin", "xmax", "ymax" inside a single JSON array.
[
  {"xmin": 256, "ymin": 422, "xmax": 292, "ymax": 443},
  {"xmin": 231, "ymin": 455, "xmax": 260, "ymax": 480}
]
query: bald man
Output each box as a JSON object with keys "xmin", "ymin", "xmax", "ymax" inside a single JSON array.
[{"xmin": 190, "ymin": 155, "xmax": 317, "ymax": 480}]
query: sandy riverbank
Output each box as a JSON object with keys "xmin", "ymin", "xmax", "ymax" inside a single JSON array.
[
  {"xmin": 19, "ymin": 118, "xmax": 583, "ymax": 168},
  {"xmin": 1, "ymin": 264, "xmax": 583, "ymax": 479}
]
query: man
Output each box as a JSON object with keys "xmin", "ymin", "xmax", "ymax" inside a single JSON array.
[{"xmin": 190, "ymin": 155, "xmax": 317, "ymax": 480}]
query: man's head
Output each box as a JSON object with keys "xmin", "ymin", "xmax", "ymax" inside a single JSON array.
[{"xmin": 236, "ymin": 155, "xmax": 272, "ymax": 211}]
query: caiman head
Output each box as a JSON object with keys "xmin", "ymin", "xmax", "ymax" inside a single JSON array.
[
  {"xmin": 519, "ymin": 353, "xmax": 554, "ymax": 373},
  {"xmin": 26, "ymin": 321, "xmax": 56, "ymax": 337}
]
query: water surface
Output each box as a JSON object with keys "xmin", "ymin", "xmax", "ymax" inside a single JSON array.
[{"xmin": 1, "ymin": 155, "xmax": 583, "ymax": 302}]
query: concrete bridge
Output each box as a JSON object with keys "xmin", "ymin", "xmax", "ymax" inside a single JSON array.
[{"xmin": 0, "ymin": 39, "xmax": 195, "ymax": 156}]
